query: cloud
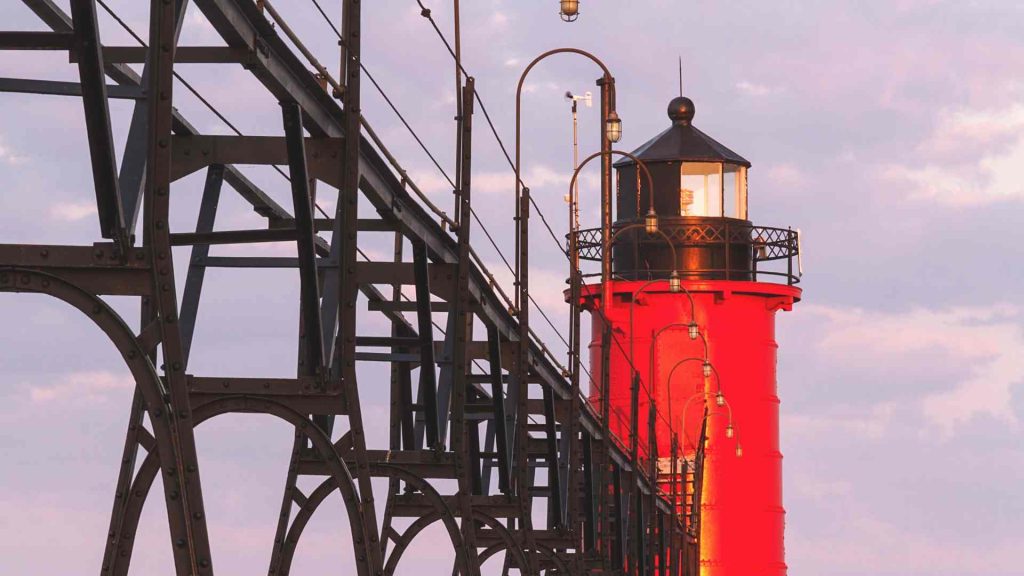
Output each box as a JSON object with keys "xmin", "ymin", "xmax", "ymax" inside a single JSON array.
[
  {"xmin": 785, "ymin": 401, "xmax": 897, "ymax": 441},
  {"xmin": 881, "ymin": 102, "xmax": 1024, "ymax": 206},
  {"xmin": 490, "ymin": 11, "xmax": 509, "ymax": 27},
  {"xmin": 48, "ymin": 201, "xmax": 97, "ymax": 222},
  {"xmin": 28, "ymin": 370, "xmax": 134, "ymax": 404},
  {"xmin": 763, "ymin": 163, "xmax": 808, "ymax": 188},
  {"xmin": 790, "ymin": 471, "xmax": 853, "ymax": 501},
  {"xmin": 0, "ymin": 136, "xmax": 28, "ymax": 165},
  {"xmin": 804, "ymin": 304, "xmax": 1024, "ymax": 435},
  {"xmin": 736, "ymin": 80, "xmax": 781, "ymax": 97},
  {"xmin": 917, "ymin": 104, "xmax": 1024, "ymax": 158},
  {"xmin": 790, "ymin": 505, "xmax": 1024, "ymax": 574}
]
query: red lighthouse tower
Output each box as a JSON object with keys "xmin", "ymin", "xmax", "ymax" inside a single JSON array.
[{"xmin": 579, "ymin": 96, "xmax": 801, "ymax": 575}]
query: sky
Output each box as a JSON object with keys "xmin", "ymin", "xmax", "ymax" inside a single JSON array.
[{"xmin": 2, "ymin": 1, "xmax": 1024, "ymax": 575}]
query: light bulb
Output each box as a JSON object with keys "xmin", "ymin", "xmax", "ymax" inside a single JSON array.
[
  {"xmin": 688, "ymin": 322, "xmax": 698, "ymax": 340},
  {"xmin": 645, "ymin": 208, "xmax": 659, "ymax": 234},
  {"xmin": 605, "ymin": 111, "xmax": 622, "ymax": 143},
  {"xmin": 715, "ymin": 391, "xmax": 725, "ymax": 407},
  {"xmin": 735, "ymin": 444, "xmax": 743, "ymax": 457},
  {"xmin": 669, "ymin": 270, "xmax": 681, "ymax": 293},
  {"xmin": 559, "ymin": 0, "xmax": 580, "ymax": 21},
  {"xmin": 703, "ymin": 361, "xmax": 712, "ymax": 378},
  {"xmin": 725, "ymin": 424, "xmax": 734, "ymax": 439}
]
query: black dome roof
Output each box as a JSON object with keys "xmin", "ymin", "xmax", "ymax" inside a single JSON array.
[{"xmin": 614, "ymin": 97, "xmax": 750, "ymax": 168}]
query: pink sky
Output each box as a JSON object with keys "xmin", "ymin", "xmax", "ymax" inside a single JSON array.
[{"xmin": 2, "ymin": 1, "xmax": 1023, "ymax": 574}]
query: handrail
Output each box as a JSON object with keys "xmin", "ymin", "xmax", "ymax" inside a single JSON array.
[{"xmin": 570, "ymin": 220, "xmax": 801, "ymax": 285}]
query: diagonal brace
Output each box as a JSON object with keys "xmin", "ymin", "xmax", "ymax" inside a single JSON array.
[
  {"xmin": 282, "ymin": 101, "xmax": 325, "ymax": 374},
  {"xmin": 70, "ymin": 0, "xmax": 126, "ymax": 246}
]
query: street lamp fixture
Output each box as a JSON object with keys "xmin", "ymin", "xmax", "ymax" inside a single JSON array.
[
  {"xmin": 735, "ymin": 444, "xmax": 744, "ymax": 458},
  {"xmin": 688, "ymin": 321, "xmax": 699, "ymax": 340},
  {"xmin": 559, "ymin": 0, "xmax": 580, "ymax": 21},
  {"xmin": 605, "ymin": 110, "xmax": 622, "ymax": 143},
  {"xmin": 669, "ymin": 270, "xmax": 681, "ymax": 293},
  {"xmin": 725, "ymin": 423, "xmax": 735, "ymax": 439},
  {"xmin": 644, "ymin": 207, "xmax": 659, "ymax": 234},
  {"xmin": 702, "ymin": 360, "xmax": 712, "ymax": 378}
]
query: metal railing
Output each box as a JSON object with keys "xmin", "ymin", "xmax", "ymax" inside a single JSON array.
[{"xmin": 571, "ymin": 220, "xmax": 802, "ymax": 285}]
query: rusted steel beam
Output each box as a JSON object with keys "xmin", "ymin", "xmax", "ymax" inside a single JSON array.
[
  {"xmin": 0, "ymin": 30, "xmax": 73, "ymax": 49},
  {"xmin": 70, "ymin": 0, "xmax": 126, "ymax": 245},
  {"xmin": 67, "ymin": 45, "xmax": 248, "ymax": 64}
]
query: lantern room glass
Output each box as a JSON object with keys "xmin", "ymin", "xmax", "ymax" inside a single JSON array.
[
  {"xmin": 679, "ymin": 162, "xmax": 721, "ymax": 217},
  {"xmin": 679, "ymin": 162, "xmax": 747, "ymax": 219},
  {"xmin": 723, "ymin": 164, "xmax": 748, "ymax": 220}
]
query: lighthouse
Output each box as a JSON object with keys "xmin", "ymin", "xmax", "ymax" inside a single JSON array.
[{"xmin": 578, "ymin": 96, "xmax": 802, "ymax": 574}]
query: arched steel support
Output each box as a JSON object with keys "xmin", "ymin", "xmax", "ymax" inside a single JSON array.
[
  {"xmin": 91, "ymin": 395, "xmax": 378, "ymax": 576},
  {"xmin": 268, "ymin": 463, "xmax": 479, "ymax": 576},
  {"xmin": 0, "ymin": 267, "xmax": 208, "ymax": 575}
]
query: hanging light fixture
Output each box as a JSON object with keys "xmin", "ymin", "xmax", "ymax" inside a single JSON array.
[
  {"xmin": 735, "ymin": 444, "xmax": 743, "ymax": 457},
  {"xmin": 645, "ymin": 207, "xmax": 659, "ymax": 234},
  {"xmin": 703, "ymin": 360, "xmax": 712, "ymax": 378},
  {"xmin": 605, "ymin": 110, "xmax": 622, "ymax": 143},
  {"xmin": 669, "ymin": 270, "xmax": 681, "ymax": 293},
  {"xmin": 688, "ymin": 321, "xmax": 699, "ymax": 340},
  {"xmin": 715, "ymin": 390, "xmax": 725, "ymax": 407},
  {"xmin": 559, "ymin": 0, "xmax": 580, "ymax": 21},
  {"xmin": 725, "ymin": 424, "xmax": 734, "ymax": 438}
]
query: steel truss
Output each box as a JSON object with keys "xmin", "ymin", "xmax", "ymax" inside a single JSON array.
[{"xmin": 0, "ymin": 1, "xmax": 697, "ymax": 574}]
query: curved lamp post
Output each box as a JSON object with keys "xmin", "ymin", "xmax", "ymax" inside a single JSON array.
[
  {"xmin": 513, "ymin": 48, "xmax": 617, "ymax": 542},
  {"xmin": 666, "ymin": 357, "xmax": 718, "ymax": 398},
  {"xmin": 677, "ymin": 391, "xmax": 740, "ymax": 455},
  {"xmin": 566, "ymin": 149, "xmax": 654, "ymax": 311},
  {"xmin": 515, "ymin": 48, "xmax": 617, "ymax": 314}
]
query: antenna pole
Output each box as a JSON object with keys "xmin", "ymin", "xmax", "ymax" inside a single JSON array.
[{"xmin": 678, "ymin": 56, "xmax": 683, "ymax": 96}]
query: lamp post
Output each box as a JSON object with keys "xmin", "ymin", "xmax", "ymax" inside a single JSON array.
[
  {"xmin": 680, "ymin": 394, "xmax": 737, "ymax": 454},
  {"xmin": 515, "ymin": 47, "xmax": 617, "ymax": 310},
  {"xmin": 566, "ymin": 149, "xmax": 654, "ymax": 314},
  {"xmin": 514, "ymin": 48, "xmax": 616, "ymax": 557},
  {"xmin": 564, "ymin": 149, "xmax": 651, "ymax": 447},
  {"xmin": 564, "ymin": 149, "xmax": 657, "ymax": 564},
  {"xmin": 623, "ymin": 277, "xmax": 681, "ymax": 482}
]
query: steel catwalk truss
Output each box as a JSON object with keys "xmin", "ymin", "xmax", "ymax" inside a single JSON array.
[{"xmin": 0, "ymin": 1, "xmax": 699, "ymax": 574}]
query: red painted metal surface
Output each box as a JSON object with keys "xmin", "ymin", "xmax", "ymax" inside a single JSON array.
[{"xmin": 583, "ymin": 279, "xmax": 801, "ymax": 575}]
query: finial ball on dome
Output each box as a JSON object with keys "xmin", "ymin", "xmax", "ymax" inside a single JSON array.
[{"xmin": 668, "ymin": 96, "xmax": 695, "ymax": 125}]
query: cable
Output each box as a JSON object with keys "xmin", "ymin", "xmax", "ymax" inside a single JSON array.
[
  {"xmin": 413, "ymin": 1, "xmax": 568, "ymax": 259},
  {"xmin": 309, "ymin": 0, "xmax": 569, "ymax": 338}
]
